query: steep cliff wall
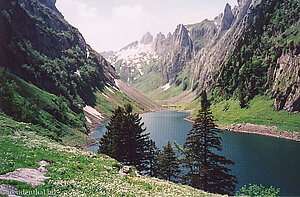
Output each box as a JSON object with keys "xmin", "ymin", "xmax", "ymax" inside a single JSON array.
[
  {"xmin": 0, "ymin": 0, "xmax": 160, "ymax": 142},
  {"xmin": 273, "ymin": 52, "xmax": 300, "ymax": 112},
  {"xmin": 216, "ymin": 0, "xmax": 299, "ymax": 111},
  {"xmin": 0, "ymin": 0, "xmax": 117, "ymax": 108}
]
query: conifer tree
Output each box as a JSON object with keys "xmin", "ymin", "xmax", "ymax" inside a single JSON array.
[
  {"xmin": 144, "ymin": 139, "xmax": 160, "ymax": 177},
  {"xmin": 157, "ymin": 141, "xmax": 181, "ymax": 182},
  {"xmin": 98, "ymin": 104, "xmax": 152, "ymax": 172},
  {"xmin": 98, "ymin": 106, "xmax": 124, "ymax": 161},
  {"xmin": 181, "ymin": 90, "xmax": 237, "ymax": 195}
]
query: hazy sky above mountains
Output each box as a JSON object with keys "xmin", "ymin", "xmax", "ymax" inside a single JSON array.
[{"xmin": 56, "ymin": 0, "xmax": 237, "ymax": 52}]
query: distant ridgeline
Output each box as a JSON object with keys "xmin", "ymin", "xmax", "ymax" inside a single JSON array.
[
  {"xmin": 0, "ymin": 0, "xmax": 119, "ymax": 143},
  {"xmin": 105, "ymin": 0, "xmax": 299, "ymax": 112}
]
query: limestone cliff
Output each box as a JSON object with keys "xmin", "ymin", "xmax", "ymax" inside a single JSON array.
[{"xmin": 273, "ymin": 52, "xmax": 300, "ymax": 112}]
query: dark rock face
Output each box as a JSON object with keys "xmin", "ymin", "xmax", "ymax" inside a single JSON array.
[
  {"xmin": 151, "ymin": 25, "xmax": 194, "ymax": 84},
  {"xmin": 192, "ymin": 0, "xmax": 253, "ymax": 91},
  {"xmin": 1, "ymin": 0, "xmax": 86, "ymax": 59},
  {"xmin": 0, "ymin": 0, "xmax": 117, "ymax": 101},
  {"xmin": 39, "ymin": 0, "xmax": 63, "ymax": 16},
  {"xmin": 140, "ymin": 31, "xmax": 153, "ymax": 45},
  {"xmin": 188, "ymin": 19, "xmax": 217, "ymax": 53},
  {"xmin": 220, "ymin": 3, "xmax": 234, "ymax": 31}
]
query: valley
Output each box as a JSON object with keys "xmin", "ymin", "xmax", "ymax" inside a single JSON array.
[
  {"xmin": 0, "ymin": 0, "xmax": 299, "ymax": 196},
  {"xmin": 103, "ymin": 0, "xmax": 300, "ymax": 134}
]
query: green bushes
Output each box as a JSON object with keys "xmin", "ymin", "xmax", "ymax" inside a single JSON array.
[
  {"xmin": 0, "ymin": 67, "xmax": 86, "ymax": 142},
  {"xmin": 0, "ymin": 67, "xmax": 38, "ymax": 124},
  {"xmin": 236, "ymin": 184, "xmax": 280, "ymax": 196}
]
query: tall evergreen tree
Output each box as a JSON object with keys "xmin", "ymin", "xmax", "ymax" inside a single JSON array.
[
  {"xmin": 98, "ymin": 104, "xmax": 151, "ymax": 172},
  {"xmin": 98, "ymin": 106, "xmax": 123, "ymax": 160},
  {"xmin": 181, "ymin": 90, "xmax": 237, "ymax": 195},
  {"xmin": 144, "ymin": 139, "xmax": 160, "ymax": 177},
  {"xmin": 157, "ymin": 141, "xmax": 181, "ymax": 182}
]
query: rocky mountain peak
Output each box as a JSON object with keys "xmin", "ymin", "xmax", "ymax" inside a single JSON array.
[
  {"xmin": 153, "ymin": 32, "xmax": 166, "ymax": 52},
  {"xmin": 140, "ymin": 32, "xmax": 153, "ymax": 45},
  {"xmin": 173, "ymin": 24, "xmax": 192, "ymax": 47},
  {"xmin": 155, "ymin": 32, "xmax": 166, "ymax": 41},
  {"xmin": 166, "ymin": 32, "xmax": 172, "ymax": 40},
  {"xmin": 220, "ymin": 3, "xmax": 234, "ymax": 31}
]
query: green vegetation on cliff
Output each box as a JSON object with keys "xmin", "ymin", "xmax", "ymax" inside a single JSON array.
[
  {"xmin": 215, "ymin": 0, "xmax": 300, "ymax": 108},
  {"xmin": 0, "ymin": 0, "xmax": 156, "ymax": 147},
  {"xmin": 0, "ymin": 0, "xmax": 113, "ymax": 142}
]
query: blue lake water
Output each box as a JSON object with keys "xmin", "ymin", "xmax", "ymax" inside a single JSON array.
[{"xmin": 87, "ymin": 110, "xmax": 300, "ymax": 195}]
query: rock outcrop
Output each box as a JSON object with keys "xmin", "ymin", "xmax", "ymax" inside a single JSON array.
[
  {"xmin": 153, "ymin": 32, "xmax": 166, "ymax": 52},
  {"xmin": 273, "ymin": 52, "xmax": 300, "ymax": 112},
  {"xmin": 220, "ymin": 3, "xmax": 234, "ymax": 31},
  {"xmin": 173, "ymin": 24, "xmax": 193, "ymax": 49},
  {"xmin": 192, "ymin": 0, "xmax": 253, "ymax": 91},
  {"xmin": 0, "ymin": 160, "xmax": 50, "ymax": 187},
  {"xmin": 119, "ymin": 166, "xmax": 132, "ymax": 176},
  {"xmin": 120, "ymin": 41, "xmax": 139, "ymax": 51}
]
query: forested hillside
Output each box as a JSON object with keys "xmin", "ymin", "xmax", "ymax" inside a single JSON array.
[
  {"xmin": 216, "ymin": 0, "xmax": 300, "ymax": 111},
  {"xmin": 0, "ymin": 0, "xmax": 159, "ymax": 146}
]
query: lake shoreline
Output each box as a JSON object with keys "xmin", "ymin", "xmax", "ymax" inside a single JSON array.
[
  {"xmin": 82, "ymin": 109, "xmax": 162, "ymax": 150},
  {"xmin": 184, "ymin": 116, "xmax": 300, "ymax": 142}
]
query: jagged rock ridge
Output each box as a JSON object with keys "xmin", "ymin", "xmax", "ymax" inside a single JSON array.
[{"xmin": 103, "ymin": 0, "xmax": 300, "ymax": 112}]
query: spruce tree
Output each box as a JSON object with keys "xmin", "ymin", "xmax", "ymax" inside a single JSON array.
[
  {"xmin": 144, "ymin": 139, "xmax": 160, "ymax": 177},
  {"xmin": 98, "ymin": 106, "xmax": 124, "ymax": 161},
  {"xmin": 98, "ymin": 104, "xmax": 151, "ymax": 172},
  {"xmin": 181, "ymin": 90, "xmax": 237, "ymax": 195},
  {"xmin": 157, "ymin": 141, "xmax": 181, "ymax": 182}
]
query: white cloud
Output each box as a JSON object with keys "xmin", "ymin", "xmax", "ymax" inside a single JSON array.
[
  {"xmin": 56, "ymin": 0, "xmax": 239, "ymax": 52},
  {"xmin": 112, "ymin": 5, "xmax": 146, "ymax": 19},
  {"xmin": 57, "ymin": 0, "xmax": 99, "ymax": 21},
  {"xmin": 77, "ymin": 3, "xmax": 99, "ymax": 19}
]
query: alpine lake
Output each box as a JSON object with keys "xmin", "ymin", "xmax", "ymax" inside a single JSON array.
[{"xmin": 86, "ymin": 110, "xmax": 300, "ymax": 195}]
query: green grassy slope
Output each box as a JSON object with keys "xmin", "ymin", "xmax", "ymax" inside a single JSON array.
[
  {"xmin": 187, "ymin": 95, "xmax": 300, "ymax": 132},
  {"xmin": 132, "ymin": 60, "xmax": 164, "ymax": 94},
  {"xmin": 0, "ymin": 69, "xmax": 92, "ymax": 147},
  {"xmin": 95, "ymin": 85, "xmax": 148, "ymax": 117},
  {"xmin": 0, "ymin": 114, "xmax": 218, "ymax": 197}
]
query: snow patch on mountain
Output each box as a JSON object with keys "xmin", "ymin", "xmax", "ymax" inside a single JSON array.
[
  {"xmin": 162, "ymin": 83, "xmax": 171, "ymax": 91},
  {"xmin": 102, "ymin": 32, "xmax": 158, "ymax": 82}
]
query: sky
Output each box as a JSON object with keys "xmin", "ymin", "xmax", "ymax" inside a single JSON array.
[{"xmin": 56, "ymin": 0, "xmax": 238, "ymax": 52}]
